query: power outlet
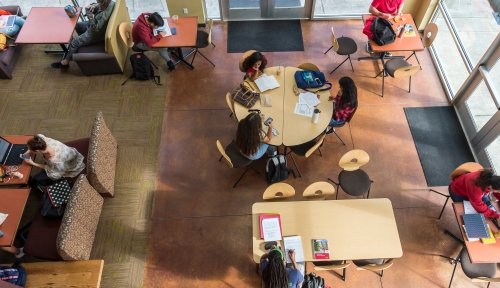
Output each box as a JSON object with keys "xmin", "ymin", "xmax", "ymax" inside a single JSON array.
[{"xmin": 183, "ymin": 8, "xmax": 188, "ymax": 14}]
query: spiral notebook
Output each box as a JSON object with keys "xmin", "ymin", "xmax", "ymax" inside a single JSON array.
[{"xmin": 462, "ymin": 213, "xmax": 489, "ymax": 239}]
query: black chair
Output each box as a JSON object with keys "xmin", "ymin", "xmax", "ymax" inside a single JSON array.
[
  {"xmin": 324, "ymin": 27, "xmax": 358, "ymax": 74},
  {"xmin": 190, "ymin": 19, "xmax": 215, "ymax": 67},
  {"xmin": 330, "ymin": 169, "xmax": 372, "ymax": 199},
  {"xmin": 216, "ymin": 140, "xmax": 256, "ymax": 188},
  {"xmin": 448, "ymin": 247, "xmax": 499, "ymax": 288},
  {"xmin": 329, "ymin": 106, "xmax": 357, "ymax": 145},
  {"xmin": 375, "ymin": 58, "xmax": 419, "ymax": 97},
  {"xmin": 285, "ymin": 134, "xmax": 326, "ymax": 178}
]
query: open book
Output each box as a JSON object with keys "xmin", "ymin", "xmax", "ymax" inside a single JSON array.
[
  {"xmin": 254, "ymin": 74, "xmax": 280, "ymax": 92},
  {"xmin": 283, "ymin": 235, "xmax": 304, "ymax": 263}
]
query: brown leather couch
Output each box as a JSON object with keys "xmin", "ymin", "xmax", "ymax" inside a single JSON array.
[{"xmin": 0, "ymin": 6, "xmax": 23, "ymax": 79}]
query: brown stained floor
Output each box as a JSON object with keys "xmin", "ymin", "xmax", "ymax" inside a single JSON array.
[{"xmin": 144, "ymin": 20, "xmax": 499, "ymax": 287}]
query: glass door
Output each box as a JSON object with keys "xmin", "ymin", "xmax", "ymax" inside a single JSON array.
[{"xmin": 222, "ymin": 0, "xmax": 312, "ymax": 20}]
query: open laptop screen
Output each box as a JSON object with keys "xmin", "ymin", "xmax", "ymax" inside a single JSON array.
[{"xmin": 0, "ymin": 137, "xmax": 11, "ymax": 163}]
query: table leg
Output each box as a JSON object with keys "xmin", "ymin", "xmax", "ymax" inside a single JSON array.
[
  {"xmin": 44, "ymin": 44, "xmax": 69, "ymax": 58},
  {"xmin": 171, "ymin": 47, "xmax": 196, "ymax": 70}
]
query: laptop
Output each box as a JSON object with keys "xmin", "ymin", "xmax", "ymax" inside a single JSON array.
[{"xmin": 0, "ymin": 137, "xmax": 28, "ymax": 166}]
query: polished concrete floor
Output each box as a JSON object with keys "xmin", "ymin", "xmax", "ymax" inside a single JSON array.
[{"xmin": 143, "ymin": 20, "xmax": 499, "ymax": 287}]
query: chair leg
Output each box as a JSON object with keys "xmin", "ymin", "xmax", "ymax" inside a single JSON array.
[
  {"xmin": 190, "ymin": 49, "xmax": 198, "ymax": 66},
  {"xmin": 328, "ymin": 178, "xmax": 340, "ymax": 199},
  {"xmin": 233, "ymin": 166, "xmax": 250, "ymax": 188},
  {"xmin": 289, "ymin": 153, "xmax": 301, "ymax": 178},
  {"xmin": 380, "ymin": 269, "xmax": 384, "ymax": 278},
  {"xmin": 318, "ymin": 147, "xmax": 323, "ymax": 157},
  {"xmin": 332, "ymin": 130, "xmax": 346, "ymax": 145},
  {"xmin": 409, "ymin": 76, "xmax": 412, "ymax": 93},
  {"xmin": 405, "ymin": 51, "xmax": 415, "ymax": 61},
  {"xmin": 196, "ymin": 50, "xmax": 216, "ymax": 67},
  {"xmin": 324, "ymin": 45, "xmax": 333, "ymax": 54},
  {"xmin": 330, "ymin": 57, "xmax": 349, "ymax": 74},
  {"xmin": 211, "ymin": 42, "xmax": 216, "ymax": 48},
  {"xmin": 341, "ymin": 266, "xmax": 347, "ymax": 281},
  {"xmin": 439, "ymin": 196, "xmax": 450, "ymax": 220},
  {"xmin": 219, "ymin": 155, "xmax": 223, "ymax": 162},
  {"xmin": 381, "ymin": 71, "xmax": 385, "ymax": 98},
  {"xmin": 348, "ymin": 55, "xmax": 354, "ymax": 72},
  {"xmin": 447, "ymin": 257, "xmax": 459, "ymax": 288}
]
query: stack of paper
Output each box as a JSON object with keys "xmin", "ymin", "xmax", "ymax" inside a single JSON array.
[
  {"xmin": 154, "ymin": 23, "xmax": 172, "ymax": 37},
  {"xmin": 0, "ymin": 212, "xmax": 7, "ymax": 225},
  {"xmin": 254, "ymin": 74, "xmax": 280, "ymax": 92},
  {"xmin": 294, "ymin": 92, "xmax": 320, "ymax": 117},
  {"xmin": 259, "ymin": 214, "xmax": 282, "ymax": 241}
]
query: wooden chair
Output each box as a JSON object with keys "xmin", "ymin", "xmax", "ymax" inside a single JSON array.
[
  {"xmin": 430, "ymin": 162, "xmax": 483, "ymax": 219},
  {"xmin": 406, "ymin": 23, "xmax": 438, "ymax": 69},
  {"xmin": 353, "ymin": 258, "xmax": 394, "ymax": 277},
  {"xmin": 302, "ymin": 181, "xmax": 336, "ymax": 200},
  {"xmin": 239, "ymin": 50, "xmax": 257, "ymax": 72},
  {"xmin": 448, "ymin": 247, "xmax": 499, "ymax": 288},
  {"xmin": 262, "ymin": 183, "xmax": 295, "ymax": 200},
  {"xmin": 312, "ymin": 260, "xmax": 350, "ymax": 281},
  {"xmin": 376, "ymin": 58, "xmax": 420, "ymax": 97},
  {"xmin": 118, "ymin": 22, "xmax": 158, "ymax": 69},
  {"xmin": 207, "ymin": 18, "xmax": 216, "ymax": 48},
  {"xmin": 286, "ymin": 134, "xmax": 326, "ymax": 177},
  {"xmin": 190, "ymin": 19, "xmax": 215, "ymax": 67},
  {"xmin": 324, "ymin": 27, "xmax": 358, "ymax": 74},
  {"xmin": 225, "ymin": 92, "xmax": 235, "ymax": 119},
  {"xmin": 297, "ymin": 62, "xmax": 320, "ymax": 71},
  {"xmin": 329, "ymin": 149, "xmax": 372, "ymax": 199},
  {"xmin": 216, "ymin": 140, "xmax": 255, "ymax": 188}
]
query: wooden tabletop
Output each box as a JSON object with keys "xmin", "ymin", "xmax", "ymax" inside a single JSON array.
[
  {"xmin": 0, "ymin": 135, "xmax": 33, "ymax": 186},
  {"xmin": 252, "ymin": 198, "xmax": 403, "ymax": 263},
  {"xmin": 233, "ymin": 66, "xmax": 333, "ymax": 147},
  {"xmin": 452, "ymin": 202, "xmax": 500, "ymax": 263},
  {"xmin": 0, "ymin": 188, "xmax": 30, "ymax": 247},
  {"xmin": 15, "ymin": 7, "xmax": 81, "ymax": 44},
  {"xmin": 362, "ymin": 14, "xmax": 424, "ymax": 53},
  {"xmin": 152, "ymin": 16, "xmax": 198, "ymax": 48},
  {"xmin": 22, "ymin": 260, "xmax": 104, "ymax": 288}
]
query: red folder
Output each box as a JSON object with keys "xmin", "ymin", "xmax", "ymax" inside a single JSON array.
[{"xmin": 259, "ymin": 213, "xmax": 282, "ymax": 239}]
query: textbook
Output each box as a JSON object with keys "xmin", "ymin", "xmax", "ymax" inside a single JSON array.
[
  {"xmin": 312, "ymin": 239, "xmax": 330, "ymax": 260},
  {"xmin": 259, "ymin": 213, "xmax": 282, "ymax": 241},
  {"xmin": 462, "ymin": 213, "xmax": 489, "ymax": 239},
  {"xmin": 254, "ymin": 74, "xmax": 280, "ymax": 92},
  {"xmin": 283, "ymin": 235, "xmax": 305, "ymax": 263}
]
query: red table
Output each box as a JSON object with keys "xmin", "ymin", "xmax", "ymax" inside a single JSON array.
[
  {"xmin": 0, "ymin": 188, "xmax": 30, "ymax": 247},
  {"xmin": 0, "ymin": 135, "xmax": 33, "ymax": 186},
  {"xmin": 152, "ymin": 16, "xmax": 198, "ymax": 69}
]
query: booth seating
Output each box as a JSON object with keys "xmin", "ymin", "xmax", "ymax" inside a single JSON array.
[
  {"xmin": 23, "ymin": 175, "xmax": 104, "ymax": 261},
  {"xmin": 0, "ymin": 6, "xmax": 23, "ymax": 79},
  {"xmin": 72, "ymin": 0, "xmax": 131, "ymax": 75}
]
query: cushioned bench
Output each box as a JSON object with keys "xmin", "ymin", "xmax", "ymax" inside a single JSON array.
[{"xmin": 0, "ymin": 6, "xmax": 23, "ymax": 79}]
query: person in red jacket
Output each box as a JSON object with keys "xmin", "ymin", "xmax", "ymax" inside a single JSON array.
[
  {"xmin": 450, "ymin": 170, "xmax": 500, "ymax": 219},
  {"xmin": 369, "ymin": 0, "xmax": 404, "ymax": 19},
  {"xmin": 132, "ymin": 12, "xmax": 175, "ymax": 71}
]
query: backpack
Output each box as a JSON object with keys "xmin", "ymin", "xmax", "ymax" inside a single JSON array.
[
  {"xmin": 0, "ymin": 264, "xmax": 27, "ymax": 287},
  {"xmin": 294, "ymin": 70, "xmax": 332, "ymax": 92},
  {"xmin": 121, "ymin": 53, "xmax": 161, "ymax": 86},
  {"xmin": 371, "ymin": 17, "xmax": 396, "ymax": 46},
  {"xmin": 301, "ymin": 272, "xmax": 325, "ymax": 288},
  {"xmin": 265, "ymin": 155, "xmax": 290, "ymax": 184}
]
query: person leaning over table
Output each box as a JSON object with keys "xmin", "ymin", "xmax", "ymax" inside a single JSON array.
[
  {"xmin": 236, "ymin": 112, "xmax": 276, "ymax": 160},
  {"xmin": 132, "ymin": 12, "xmax": 175, "ymax": 71},
  {"xmin": 366, "ymin": 0, "xmax": 404, "ymax": 54},
  {"xmin": 51, "ymin": 0, "xmax": 115, "ymax": 68},
  {"xmin": 242, "ymin": 51, "xmax": 267, "ymax": 81},
  {"xmin": 23, "ymin": 134, "xmax": 85, "ymax": 189},
  {"xmin": 449, "ymin": 169, "xmax": 500, "ymax": 219},
  {"xmin": 325, "ymin": 76, "xmax": 357, "ymax": 135},
  {"xmin": 260, "ymin": 248, "xmax": 304, "ymax": 288}
]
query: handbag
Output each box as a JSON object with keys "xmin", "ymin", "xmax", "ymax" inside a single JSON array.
[
  {"xmin": 294, "ymin": 70, "xmax": 332, "ymax": 92},
  {"xmin": 231, "ymin": 81, "xmax": 260, "ymax": 108},
  {"xmin": 39, "ymin": 179, "xmax": 71, "ymax": 218}
]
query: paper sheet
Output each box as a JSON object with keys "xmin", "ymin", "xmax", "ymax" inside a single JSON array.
[
  {"xmin": 262, "ymin": 217, "xmax": 282, "ymax": 241},
  {"xmin": 294, "ymin": 103, "xmax": 314, "ymax": 117},
  {"xmin": 254, "ymin": 74, "xmax": 280, "ymax": 92},
  {"xmin": 154, "ymin": 22, "xmax": 172, "ymax": 37},
  {"xmin": 463, "ymin": 201, "xmax": 478, "ymax": 214},
  {"xmin": 283, "ymin": 235, "xmax": 305, "ymax": 263},
  {"xmin": 0, "ymin": 213, "xmax": 8, "ymax": 226},
  {"xmin": 298, "ymin": 92, "xmax": 320, "ymax": 108}
]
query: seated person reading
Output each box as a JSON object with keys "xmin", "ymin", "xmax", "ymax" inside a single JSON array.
[
  {"xmin": 236, "ymin": 112, "xmax": 276, "ymax": 160},
  {"xmin": 326, "ymin": 77, "xmax": 357, "ymax": 134},
  {"xmin": 242, "ymin": 51, "xmax": 267, "ymax": 81}
]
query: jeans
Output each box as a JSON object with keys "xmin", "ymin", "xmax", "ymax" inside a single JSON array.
[
  {"xmin": 448, "ymin": 185, "xmax": 468, "ymax": 202},
  {"xmin": 329, "ymin": 118, "xmax": 345, "ymax": 126},
  {"xmin": 244, "ymin": 143, "xmax": 276, "ymax": 160},
  {"xmin": 0, "ymin": 16, "xmax": 24, "ymax": 37},
  {"xmin": 135, "ymin": 42, "xmax": 172, "ymax": 63}
]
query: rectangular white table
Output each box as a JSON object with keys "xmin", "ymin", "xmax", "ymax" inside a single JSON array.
[{"xmin": 252, "ymin": 198, "xmax": 403, "ymax": 263}]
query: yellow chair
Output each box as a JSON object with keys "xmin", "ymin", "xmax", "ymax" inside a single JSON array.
[
  {"xmin": 377, "ymin": 58, "xmax": 420, "ymax": 97},
  {"xmin": 353, "ymin": 258, "xmax": 394, "ymax": 277},
  {"xmin": 297, "ymin": 63, "xmax": 320, "ymax": 71},
  {"xmin": 324, "ymin": 27, "xmax": 358, "ymax": 74},
  {"xmin": 190, "ymin": 18, "xmax": 215, "ymax": 67},
  {"xmin": 448, "ymin": 247, "xmax": 499, "ymax": 288},
  {"xmin": 302, "ymin": 181, "xmax": 336, "ymax": 200},
  {"xmin": 406, "ymin": 23, "xmax": 438, "ymax": 70},
  {"xmin": 312, "ymin": 260, "xmax": 351, "ymax": 281},
  {"xmin": 286, "ymin": 134, "xmax": 326, "ymax": 178},
  {"xmin": 225, "ymin": 92, "xmax": 236, "ymax": 119},
  {"xmin": 118, "ymin": 22, "xmax": 159, "ymax": 70},
  {"xmin": 216, "ymin": 140, "xmax": 255, "ymax": 188},
  {"xmin": 263, "ymin": 183, "xmax": 295, "ymax": 201}
]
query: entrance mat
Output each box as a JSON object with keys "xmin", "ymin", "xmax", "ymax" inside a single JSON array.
[
  {"xmin": 228, "ymin": 20, "xmax": 304, "ymax": 53},
  {"xmin": 404, "ymin": 106, "xmax": 475, "ymax": 187}
]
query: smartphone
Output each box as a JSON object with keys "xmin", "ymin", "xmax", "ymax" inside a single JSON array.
[
  {"xmin": 264, "ymin": 117, "xmax": 273, "ymax": 126},
  {"xmin": 171, "ymin": 27, "xmax": 177, "ymax": 35}
]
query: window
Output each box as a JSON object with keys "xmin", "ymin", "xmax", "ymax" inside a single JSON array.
[
  {"xmin": 464, "ymin": 81, "xmax": 497, "ymax": 131},
  {"xmin": 314, "ymin": 0, "xmax": 367, "ymax": 18}
]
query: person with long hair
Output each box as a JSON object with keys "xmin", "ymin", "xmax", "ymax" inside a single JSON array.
[
  {"xmin": 260, "ymin": 248, "xmax": 304, "ymax": 288},
  {"xmin": 450, "ymin": 169, "xmax": 500, "ymax": 218},
  {"xmin": 326, "ymin": 76, "xmax": 357, "ymax": 134},
  {"xmin": 236, "ymin": 112, "xmax": 275, "ymax": 160},
  {"xmin": 242, "ymin": 51, "xmax": 268, "ymax": 81}
]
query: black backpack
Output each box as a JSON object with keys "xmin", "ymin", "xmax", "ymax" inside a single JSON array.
[
  {"xmin": 0, "ymin": 263, "xmax": 27, "ymax": 287},
  {"xmin": 265, "ymin": 155, "xmax": 290, "ymax": 184},
  {"xmin": 301, "ymin": 272, "xmax": 325, "ymax": 288},
  {"xmin": 371, "ymin": 17, "xmax": 396, "ymax": 46},
  {"xmin": 122, "ymin": 53, "xmax": 161, "ymax": 86}
]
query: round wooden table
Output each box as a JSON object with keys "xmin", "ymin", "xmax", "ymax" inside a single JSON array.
[{"xmin": 233, "ymin": 66, "xmax": 333, "ymax": 147}]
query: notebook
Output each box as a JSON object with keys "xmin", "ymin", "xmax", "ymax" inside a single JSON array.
[{"xmin": 462, "ymin": 213, "xmax": 489, "ymax": 239}]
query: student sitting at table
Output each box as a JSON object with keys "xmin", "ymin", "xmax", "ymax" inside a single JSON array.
[
  {"xmin": 236, "ymin": 112, "xmax": 276, "ymax": 160},
  {"xmin": 449, "ymin": 169, "xmax": 500, "ymax": 219},
  {"xmin": 325, "ymin": 76, "xmax": 357, "ymax": 134},
  {"xmin": 0, "ymin": 10, "xmax": 24, "ymax": 37},
  {"xmin": 23, "ymin": 134, "xmax": 85, "ymax": 189},
  {"xmin": 132, "ymin": 12, "xmax": 175, "ymax": 71},
  {"xmin": 51, "ymin": 0, "xmax": 115, "ymax": 68},
  {"xmin": 242, "ymin": 51, "xmax": 267, "ymax": 81},
  {"xmin": 260, "ymin": 248, "xmax": 304, "ymax": 288},
  {"xmin": 366, "ymin": 0, "xmax": 404, "ymax": 55}
]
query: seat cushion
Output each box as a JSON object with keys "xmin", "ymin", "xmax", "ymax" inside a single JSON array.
[
  {"xmin": 195, "ymin": 30, "xmax": 209, "ymax": 48},
  {"xmin": 339, "ymin": 169, "xmax": 371, "ymax": 196},
  {"xmin": 384, "ymin": 58, "xmax": 410, "ymax": 77},
  {"xmin": 353, "ymin": 258, "xmax": 385, "ymax": 266},
  {"xmin": 23, "ymin": 212, "xmax": 63, "ymax": 261},
  {"xmin": 336, "ymin": 37, "xmax": 357, "ymax": 55},
  {"xmin": 313, "ymin": 260, "xmax": 344, "ymax": 266},
  {"xmin": 225, "ymin": 141, "xmax": 253, "ymax": 168},
  {"xmin": 0, "ymin": 46, "xmax": 17, "ymax": 66},
  {"xmin": 76, "ymin": 42, "xmax": 106, "ymax": 54},
  {"xmin": 64, "ymin": 138, "xmax": 90, "ymax": 186},
  {"xmin": 460, "ymin": 248, "xmax": 496, "ymax": 279}
]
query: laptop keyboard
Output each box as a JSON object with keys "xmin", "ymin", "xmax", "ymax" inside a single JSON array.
[{"xmin": 4, "ymin": 144, "xmax": 28, "ymax": 166}]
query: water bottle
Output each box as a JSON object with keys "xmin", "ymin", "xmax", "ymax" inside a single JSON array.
[{"xmin": 312, "ymin": 108, "xmax": 320, "ymax": 124}]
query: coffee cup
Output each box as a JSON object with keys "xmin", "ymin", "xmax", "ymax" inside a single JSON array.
[{"xmin": 172, "ymin": 15, "xmax": 179, "ymax": 23}]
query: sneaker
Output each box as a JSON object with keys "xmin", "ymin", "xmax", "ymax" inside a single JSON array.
[
  {"xmin": 167, "ymin": 60, "xmax": 175, "ymax": 71},
  {"xmin": 51, "ymin": 62, "xmax": 69, "ymax": 69},
  {"xmin": 366, "ymin": 42, "xmax": 373, "ymax": 54}
]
